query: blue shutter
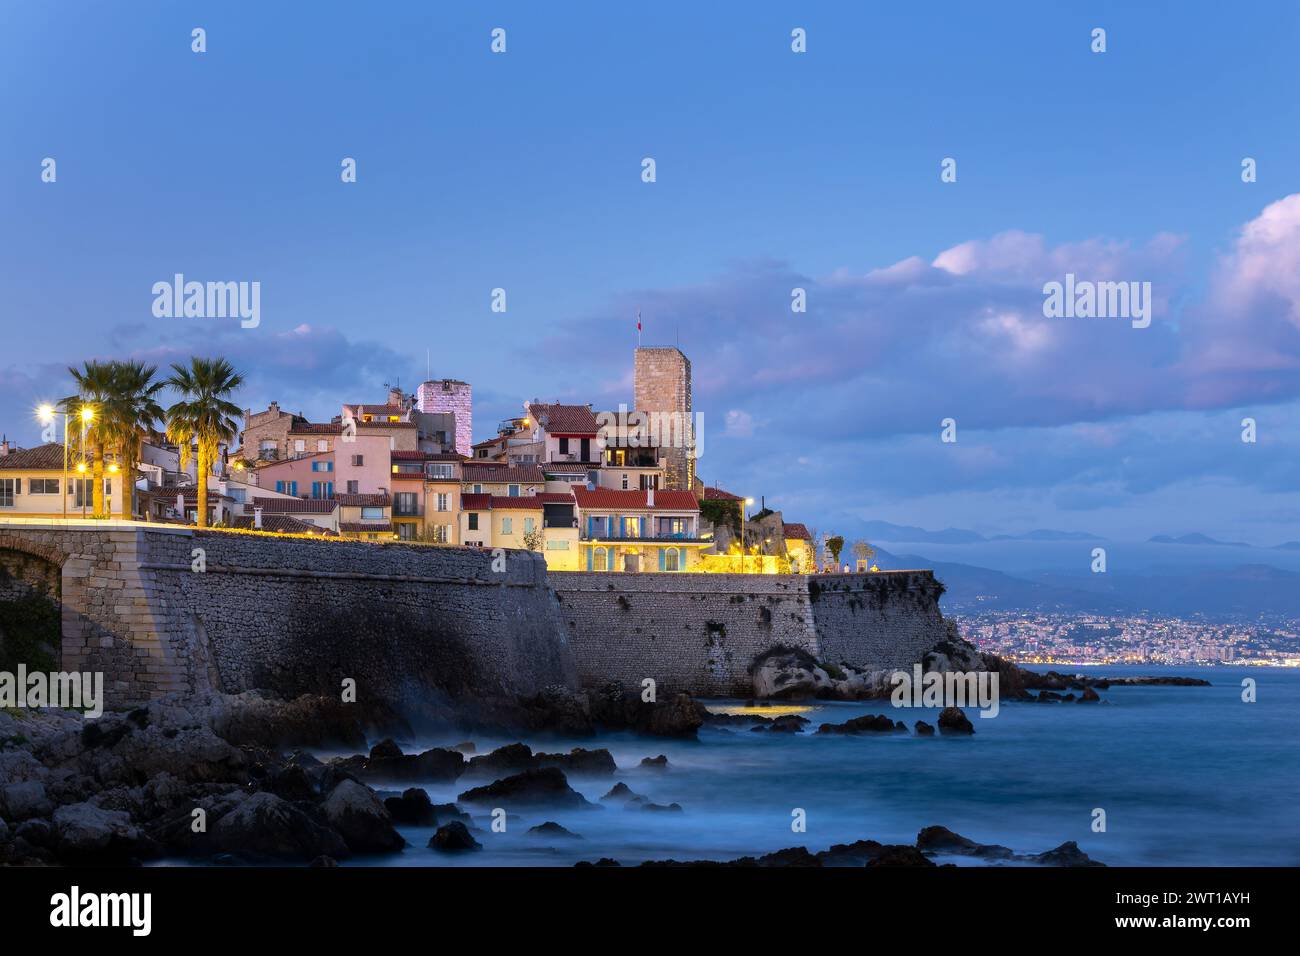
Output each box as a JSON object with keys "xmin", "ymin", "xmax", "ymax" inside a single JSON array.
[
  {"xmin": 586, "ymin": 548, "xmax": 593, "ymax": 571},
  {"xmin": 276, "ymin": 481, "xmax": 284, "ymax": 494},
  {"xmin": 587, "ymin": 515, "xmax": 593, "ymax": 538},
  {"xmin": 640, "ymin": 516, "xmax": 646, "ymax": 539},
  {"xmin": 658, "ymin": 548, "xmax": 667, "ymax": 571}
]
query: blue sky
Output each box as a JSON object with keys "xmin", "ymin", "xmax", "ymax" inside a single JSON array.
[{"xmin": 3, "ymin": 1, "xmax": 1300, "ymax": 544}]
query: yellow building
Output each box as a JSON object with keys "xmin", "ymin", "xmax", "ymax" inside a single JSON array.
[
  {"xmin": 0, "ymin": 443, "xmax": 124, "ymax": 519},
  {"xmin": 783, "ymin": 522, "xmax": 816, "ymax": 574}
]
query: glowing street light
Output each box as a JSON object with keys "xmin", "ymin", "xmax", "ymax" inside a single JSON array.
[{"xmin": 741, "ymin": 497, "xmax": 756, "ymax": 574}]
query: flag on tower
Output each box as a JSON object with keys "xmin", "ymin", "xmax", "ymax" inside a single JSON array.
[{"xmin": 636, "ymin": 309, "xmax": 642, "ymax": 345}]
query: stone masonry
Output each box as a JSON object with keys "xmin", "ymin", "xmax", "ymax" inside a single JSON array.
[
  {"xmin": 551, "ymin": 570, "xmax": 952, "ymax": 697},
  {"xmin": 1, "ymin": 523, "xmax": 953, "ymax": 709},
  {"xmin": 633, "ymin": 347, "xmax": 693, "ymax": 490},
  {"xmin": 0, "ymin": 523, "xmax": 575, "ymax": 710}
]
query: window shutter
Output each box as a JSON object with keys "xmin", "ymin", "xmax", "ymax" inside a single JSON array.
[{"xmin": 658, "ymin": 548, "xmax": 667, "ymax": 571}]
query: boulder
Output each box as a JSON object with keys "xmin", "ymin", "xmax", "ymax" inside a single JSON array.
[
  {"xmin": 1031, "ymin": 841, "xmax": 1105, "ymax": 867},
  {"xmin": 364, "ymin": 747, "xmax": 465, "ymax": 784},
  {"xmin": 384, "ymin": 788, "xmax": 437, "ymax": 825},
  {"xmin": 535, "ymin": 748, "xmax": 617, "ymax": 776},
  {"xmin": 937, "ymin": 707, "xmax": 975, "ymax": 735},
  {"xmin": 751, "ymin": 649, "xmax": 831, "ymax": 700},
  {"xmin": 528, "ymin": 821, "xmax": 582, "ymax": 839},
  {"xmin": 51, "ymin": 801, "xmax": 153, "ymax": 863},
  {"xmin": 639, "ymin": 754, "xmax": 669, "ymax": 770},
  {"xmin": 639, "ymin": 802, "xmax": 683, "ymax": 812},
  {"xmin": 321, "ymin": 780, "xmax": 406, "ymax": 854},
  {"xmin": 816, "ymin": 839, "xmax": 886, "ymax": 866},
  {"xmin": 457, "ymin": 768, "xmax": 594, "ymax": 809},
  {"xmin": 916, "ymin": 826, "xmax": 1013, "ymax": 859},
  {"xmin": 0, "ymin": 781, "xmax": 53, "ymax": 822},
  {"xmin": 914, "ymin": 720, "xmax": 935, "ymax": 736},
  {"xmin": 865, "ymin": 844, "xmax": 936, "ymax": 867},
  {"xmin": 467, "ymin": 743, "xmax": 535, "ymax": 778},
  {"xmin": 585, "ymin": 683, "xmax": 705, "ymax": 737},
  {"xmin": 600, "ymin": 782, "xmax": 645, "ymax": 804},
  {"xmin": 209, "ymin": 791, "xmax": 349, "ymax": 862},
  {"xmin": 816, "ymin": 714, "xmax": 905, "ymax": 734},
  {"xmin": 428, "ymin": 821, "xmax": 481, "ymax": 852}
]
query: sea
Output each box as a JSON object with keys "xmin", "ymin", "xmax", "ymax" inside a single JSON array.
[{"xmin": 322, "ymin": 664, "xmax": 1300, "ymax": 867}]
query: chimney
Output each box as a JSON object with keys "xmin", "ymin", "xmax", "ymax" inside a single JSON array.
[
  {"xmin": 388, "ymin": 386, "xmax": 404, "ymax": 407},
  {"xmin": 254, "ymin": 507, "xmax": 263, "ymax": 530},
  {"xmin": 646, "ymin": 487, "xmax": 654, "ymax": 508},
  {"xmin": 176, "ymin": 493, "xmax": 185, "ymax": 518},
  {"xmin": 0, "ymin": 436, "xmax": 11, "ymax": 457}
]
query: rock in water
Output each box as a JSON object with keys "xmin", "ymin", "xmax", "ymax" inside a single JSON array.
[
  {"xmin": 916, "ymin": 825, "xmax": 1013, "ymax": 859},
  {"xmin": 321, "ymin": 780, "xmax": 406, "ymax": 853},
  {"xmin": 937, "ymin": 707, "xmax": 974, "ymax": 735},
  {"xmin": 528, "ymin": 821, "xmax": 582, "ymax": 839},
  {"xmin": 457, "ymin": 767, "xmax": 594, "ymax": 808},
  {"xmin": 534, "ymin": 748, "xmax": 617, "ymax": 776},
  {"xmin": 816, "ymin": 714, "xmax": 906, "ymax": 734},
  {"xmin": 384, "ymin": 788, "xmax": 437, "ymax": 825},
  {"xmin": 1031, "ymin": 841, "xmax": 1105, "ymax": 867},
  {"xmin": 865, "ymin": 845, "xmax": 936, "ymax": 867},
  {"xmin": 467, "ymin": 743, "xmax": 535, "ymax": 777},
  {"xmin": 429, "ymin": 821, "xmax": 481, "ymax": 852},
  {"xmin": 600, "ymin": 782, "xmax": 645, "ymax": 804},
  {"xmin": 914, "ymin": 720, "xmax": 935, "ymax": 736},
  {"xmin": 640, "ymin": 754, "xmax": 669, "ymax": 769},
  {"xmin": 751, "ymin": 649, "xmax": 831, "ymax": 700},
  {"xmin": 209, "ymin": 792, "xmax": 349, "ymax": 862}
]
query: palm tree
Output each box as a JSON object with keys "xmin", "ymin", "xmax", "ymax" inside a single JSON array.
[
  {"xmin": 164, "ymin": 358, "xmax": 244, "ymax": 528},
  {"xmin": 98, "ymin": 361, "xmax": 165, "ymax": 519},
  {"xmin": 63, "ymin": 360, "xmax": 117, "ymax": 517}
]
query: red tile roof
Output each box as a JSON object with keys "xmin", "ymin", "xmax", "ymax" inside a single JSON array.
[
  {"xmin": 230, "ymin": 514, "xmax": 338, "ymax": 535},
  {"xmin": 461, "ymin": 464, "xmax": 545, "ymax": 483},
  {"xmin": 336, "ymin": 493, "xmax": 390, "ymax": 507},
  {"xmin": 535, "ymin": 492, "xmax": 578, "ymax": 504},
  {"xmin": 390, "ymin": 450, "xmax": 466, "ymax": 462},
  {"xmin": 701, "ymin": 486, "xmax": 743, "ymax": 501},
  {"xmin": 783, "ymin": 522, "xmax": 812, "ymax": 542},
  {"xmin": 488, "ymin": 495, "xmax": 543, "ymax": 510},
  {"xmin": 251, "ymin": 497, "xmax": 338, "ymax": 514},
  {"xmin": 526, "ymin": 403, "xmax": 600, "ymax": 436},
  {"xmin": 460, "ymin": 493, "xmax": 490, "ymax": 511},
  {"xmin": 0, "ymin": 443, "xmax": 66, "ymax": 470},
  {"xmin": 572, "ymin": 487, "xmax": 699, "ymax": 512}
]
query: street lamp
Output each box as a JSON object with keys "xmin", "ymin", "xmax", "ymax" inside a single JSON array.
[{"xmin": 37, "ymin": 404, "xmax": 69, "ymax": 520}]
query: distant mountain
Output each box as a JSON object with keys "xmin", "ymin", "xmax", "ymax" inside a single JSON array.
[
  {"xmin": 858, "ymin": 521, "xmax": 985, "ymax": 544},
  {"xmin": 1149, "ymin": 533, "xmax": 1249, "ymax": 547},
  {"xmin": 1272, "ymin": 541, "xmax": 1300, "ymax": 551},
  {"xmin": 860, "ymin": 520, "xmax": 1099, "ymax": 545},
  {"xmin": 871, "ymin": 545, "xmax": 1300, "ymax": 618},
  {"xmin": 990, "ymin": 529, "xmax": 1104, "ymax": 542}
]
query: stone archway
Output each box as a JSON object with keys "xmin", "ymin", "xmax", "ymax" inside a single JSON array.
[{"xmin": 0, "ymin": 543, "xmax": 64, "ymax": 671}]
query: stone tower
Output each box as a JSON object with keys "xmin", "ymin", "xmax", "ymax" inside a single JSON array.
[
  {"xmin": 634, "ymin": 347, "xmax": 694, "ymax": 490},
  {"xmin": 416, "ymin": 379, "xmax": 472, "ymax": 458}
]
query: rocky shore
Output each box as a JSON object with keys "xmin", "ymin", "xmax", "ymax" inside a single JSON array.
[
  {"xmin": 748, "ymin": 636, "xmax": 1210, "ymax": 703},
  {"xmin": 0, "ymin": 636, "xmax": 1197, "ymax": 868}
]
